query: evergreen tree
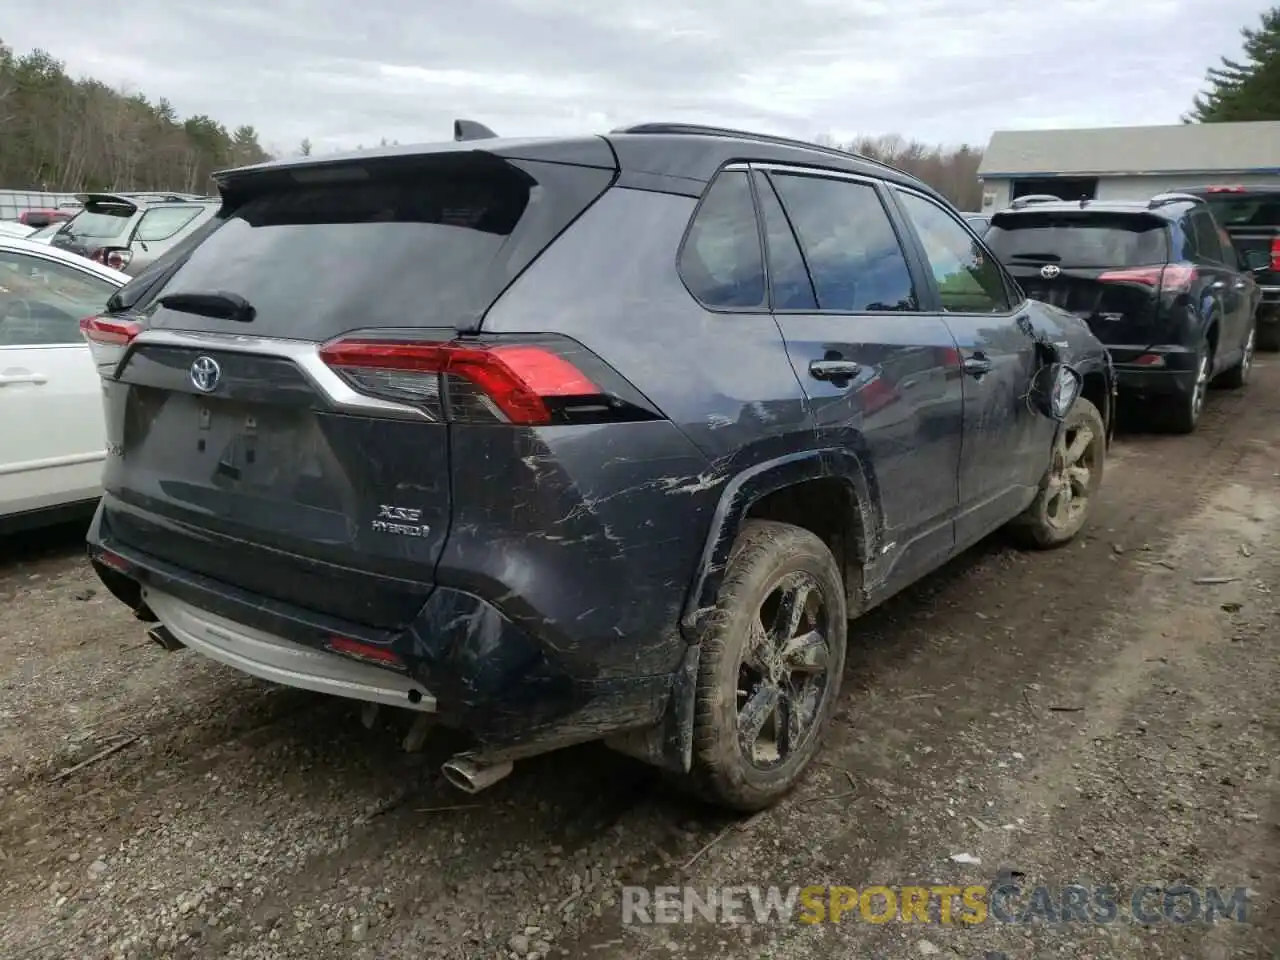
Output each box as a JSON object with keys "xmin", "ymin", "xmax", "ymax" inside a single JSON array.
[{"xmin": 1186, "ymin": 6, "xmax": 1280, "ymax": 122}]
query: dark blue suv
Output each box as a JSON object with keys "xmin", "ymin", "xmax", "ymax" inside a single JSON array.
[{"xmin": 81, "ymin": 123, "xmax": 1115, "ymax": 811}]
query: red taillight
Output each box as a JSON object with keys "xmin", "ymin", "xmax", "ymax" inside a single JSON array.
[
  {"xmin": 80, "ymin": 315, "xmax": 141, "ymax": 346},
  {"xmin": 319, "ymin": 337, "xmax": 600, "ymax": 425},
  {"xmin": 1270, "ymin": 237, "xmax": 1280, "ymax": 272},
  {"xmin": 1098, "ymin": 264, "xmax": 1195, "ymax": 292},
  {"xmin": 1134, "ymin": 353, "xmax": 1166, "ymax": 367},
  {"xmin": 105, "ymin": 249, "xmax": 132, "ymax": 271},
  {"xmin": 80, "ymin": 315, "xmax": 142, "ymax": 372},
  {"xmin": 327, "ymin": 636, "xmax": 404, "ymax": 668},
  {"xmin": 1205, "ymin": 185, "xmax": 1246, "ymax": 193}
]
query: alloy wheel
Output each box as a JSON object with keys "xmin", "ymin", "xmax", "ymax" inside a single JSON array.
[
  {"xmin": 736, "ymin": 572, "xmax": 832, "ymax": 769},
  {"xmin": 1045, "ymin": 419, "xmax": 1100, "ymax": 531},
  {"xmin": 1190, "ymin": 352, "xmax": 1210, "ymax": 421}
]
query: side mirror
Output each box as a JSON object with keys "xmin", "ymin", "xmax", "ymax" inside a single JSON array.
[
  {"xmin": 1240, "ymin": 248, "xmax": 1270, "ymax": 273},
  {"xmin": 1028, "ymin": 363, "xmax": 1082, "ymax": 422}
]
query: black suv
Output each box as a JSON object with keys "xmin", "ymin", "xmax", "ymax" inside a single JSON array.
[
  {"xmin": 985, "ymin": 194, "xmax": 1265, "ymax": 433},
  {"xmin": 1170, "ymin": 184, "xmax": 1280, "ymax": 352},
  {"xmin": 81, "ymin": 123, "xmax": 1115, "ymax": 810}
]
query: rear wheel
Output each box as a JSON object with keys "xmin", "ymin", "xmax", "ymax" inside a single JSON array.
[
  {"xmin": 1217, "ymin": 322, "xmax": 1255, "ymax": 389},
  {"xmin": 1163, "ymin": 339, "xmax": 1211, "ymax": 434},
  {"xmin": 683, "ymin": 520, "xmax": 847, "ymax": 811},
  {"xmin": 1011, "ymin": 396, "xmax": 1106, "ymax": 548}
]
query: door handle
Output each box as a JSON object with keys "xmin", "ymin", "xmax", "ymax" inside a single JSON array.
[
  {"xmin": 0, "ymin": 372, "xmax": 48, "ymax": 386},
  {"xmin": 962, "ymin": 355, "xmax": 993, "ymax": 377},
  {"xmin": 809, "ymin": 359, "xmax": 862, "ymax": 381}
]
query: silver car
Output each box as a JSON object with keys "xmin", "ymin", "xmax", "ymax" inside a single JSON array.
[{"xmin": 51, "ymin": 193, "xmax": 220, "ymax": 275}]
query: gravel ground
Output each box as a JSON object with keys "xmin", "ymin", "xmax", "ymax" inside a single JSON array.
[{"xmin": 2, "ymin": 363, "xmax": 1278, "ymax": 960}]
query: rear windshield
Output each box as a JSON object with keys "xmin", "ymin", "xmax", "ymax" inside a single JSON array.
[
  {"xmin": 1197, "ymin": 195, "xmax": 1280, "ymax": 228},
  {"xmin": 65, "ymin": 205, "xmax": 135, "ymax": 239},
  {"xmin": 149, "ymin": 157, "xmax": 611, "ymax": 339},
  {"xmin": 134, "ymin": 205, "xmax": 206, "ymax": 242},
  {"xmin": 985, "ymin": 212, "xmax": 1169, "ymax": 267}
]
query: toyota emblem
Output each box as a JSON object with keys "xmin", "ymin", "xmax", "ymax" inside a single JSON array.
[
  {"xmin": 1040, "ymin": 264, "xmax": 1061, "ymax": 279},
  {"xmin": 189, "ymin": 355, "xmax": 221, "ymax": 393}
]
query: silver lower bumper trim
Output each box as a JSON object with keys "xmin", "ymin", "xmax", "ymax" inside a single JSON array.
[{"xmin": 143, "ymin": 588, "xmax": 436, "ymax": 712}]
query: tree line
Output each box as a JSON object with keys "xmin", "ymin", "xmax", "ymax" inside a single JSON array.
[
  {"xmin": 0, "ymin": 39, "xmax": 270, "ymax": 195},
  {"xmin": 1187, "ymin": 5, "xmax": 1279, "ymax": 122}
]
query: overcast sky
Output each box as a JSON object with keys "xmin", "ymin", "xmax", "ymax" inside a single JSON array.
[{"xmin": 3, "ymin": 0, "xmax": 1264, "ymax": 155}]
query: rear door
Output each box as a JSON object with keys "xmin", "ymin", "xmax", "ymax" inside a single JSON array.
[
  {"xmin": 759, "ymin": 165, "xmax": 964, "ymax": 590},
  {"xmin": 96, "ymin": 151, "xmax": 614, "ymax": 630},
  {"xmin": 0, "ymin": 249, "xmax": 117, "ymax": 515},
  {"xmin": 1185, "ymin": 207, "xmax": 1251, "ymax": 371},
  {"xmin": 985, "ymin": 210, "xmax": 1170, "ymax": 350},
  {"xmin": 891, "ymin": 188, "xmax": 1052, "ymax": 547}
]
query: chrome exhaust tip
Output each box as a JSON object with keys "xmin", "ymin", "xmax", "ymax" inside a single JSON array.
[{"xmin": 441, "ymin": 756, "xmax": 513, "ymax": 794}]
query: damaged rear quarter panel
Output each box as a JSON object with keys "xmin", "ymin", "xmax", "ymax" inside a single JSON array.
[{"xmin": 436, "ymin": 420, "xmax": 717, "ymax": 680}]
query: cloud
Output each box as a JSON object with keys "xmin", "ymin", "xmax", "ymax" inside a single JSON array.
[{"xmin": 0, "ymin": 0, "xmax": 1257, "ymax": 156}]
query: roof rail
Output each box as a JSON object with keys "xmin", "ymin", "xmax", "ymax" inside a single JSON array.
[
  {"xmin": 611, "ymin": 122, "xmax": 914, "ymax": 179},
  {"xmin": 454, "ymin": 119, "xmax": 498, "ymax": 142},
  {"xmin": 1148, "ymin": 192, "xmax": 1204, "ymax": 209},
  {"xmin": 1009, "ymin": 194, "xmax": 1063, "ymax": 210}
]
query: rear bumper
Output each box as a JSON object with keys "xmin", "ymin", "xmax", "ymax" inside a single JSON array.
[
  {"xmin": 87, "ymin": 503, "xmax": 673, "ymax": 762},
  {"xmin": 1108, "ymin": 344, "xmax": 1198, "ymax": 397}
]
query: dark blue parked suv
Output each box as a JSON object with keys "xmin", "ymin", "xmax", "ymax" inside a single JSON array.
[{"xmin": 81, "ymin": 123, "xmax": 1116, "ymax": 811}]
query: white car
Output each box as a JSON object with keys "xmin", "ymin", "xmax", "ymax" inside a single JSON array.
[
  {"xmin": 0, "ymin": 221, "xmax": 36, "ymax": 240},
  {"xmin": 0, "ymin": 236, "xmax": 129, "ymax": 532},
  {"xmin": 22, "ymin": 221, "xmax": 66, "ymax": 245}
]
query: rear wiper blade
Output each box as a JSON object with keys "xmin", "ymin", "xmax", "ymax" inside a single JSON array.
[
  {"xmin": 1010, "ymin": 252, "xmax": 1062, "ymax": 262},
  {"xmin": 158, "ymin": 290, "xmax": 256, "ymax": 323}
]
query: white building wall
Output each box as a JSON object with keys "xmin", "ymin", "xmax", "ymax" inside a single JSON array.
[{"xmin": 979, "ymin": 172, "xmax": 1280, "ymax": 212}]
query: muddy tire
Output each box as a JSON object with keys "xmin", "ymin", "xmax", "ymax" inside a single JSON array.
[
  {"xmin": 1011, "ymin": 396, "xmax": 1106, "ymax": 549},
  {"xmin": 1217, "ymin": 321, "xmax": 1255, "ymax": 390},
  {"xmin": 1162, "ymin": 337, "xmax": 1212, "ymax": 434},
  {"xmin": 681, "ymin": 520, "xmax": 847, "ymax": 812}
]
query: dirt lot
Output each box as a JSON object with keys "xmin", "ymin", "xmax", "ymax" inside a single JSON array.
[{"xmin": 2, "ymin": 366, "xmax": 1278, "ymax": 960}]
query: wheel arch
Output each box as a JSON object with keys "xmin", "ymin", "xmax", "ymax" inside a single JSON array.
[{"xmin": 678, "ymin": 448, "xmax": 881, "ymax": 643}]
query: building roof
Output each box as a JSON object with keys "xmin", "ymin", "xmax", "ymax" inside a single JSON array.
[{"xmin": 977, "ymin": 122, "xmax": 1280, "ymax": 178}]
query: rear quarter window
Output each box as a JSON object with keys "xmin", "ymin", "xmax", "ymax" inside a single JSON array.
[
  {"xmin": 678, "ymin": 171, "xmax": 766, "ymax": 309},
  {"xmin": 985, "ymin": 212, "xmax": 1169, "ymax": 268}
]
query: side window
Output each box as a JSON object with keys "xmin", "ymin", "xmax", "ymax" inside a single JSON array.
[
  {"xmin": 769, "ymin": 173, "xmax": 918, "ymax": 312},
  {"xmin": 895, "ymin": 190, "xmax": 1012, "ymax": 314},
  {"xmin": 134, "ymin": 206, "xmax": 203, "ymax": 243},
  {"xmin": 1190, "ymin": 210, "xmax": 1225, "ymax": 263},
  {"xmin": 0, "ymin": 252, "xmax": 117, "ymax": 346},
  {"xmin": 679, "ymin": 171, "xmax": 765, "ymax": 309},
  {"xmin": 754, "ymin": 173, "xmax": 817, "ymax": 310}
]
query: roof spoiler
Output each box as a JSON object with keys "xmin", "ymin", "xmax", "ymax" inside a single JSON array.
[
  {"xmin": 1148, "ymin": 192, "xmax": 1204, "ymax": 209},
  {"xmin": 1008, "ymin": 194, "xmax": 1062, "ymax": 210},
  {"xmin": 454, "ymin": 119, "xmax": 498, "ymax": 142}
]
